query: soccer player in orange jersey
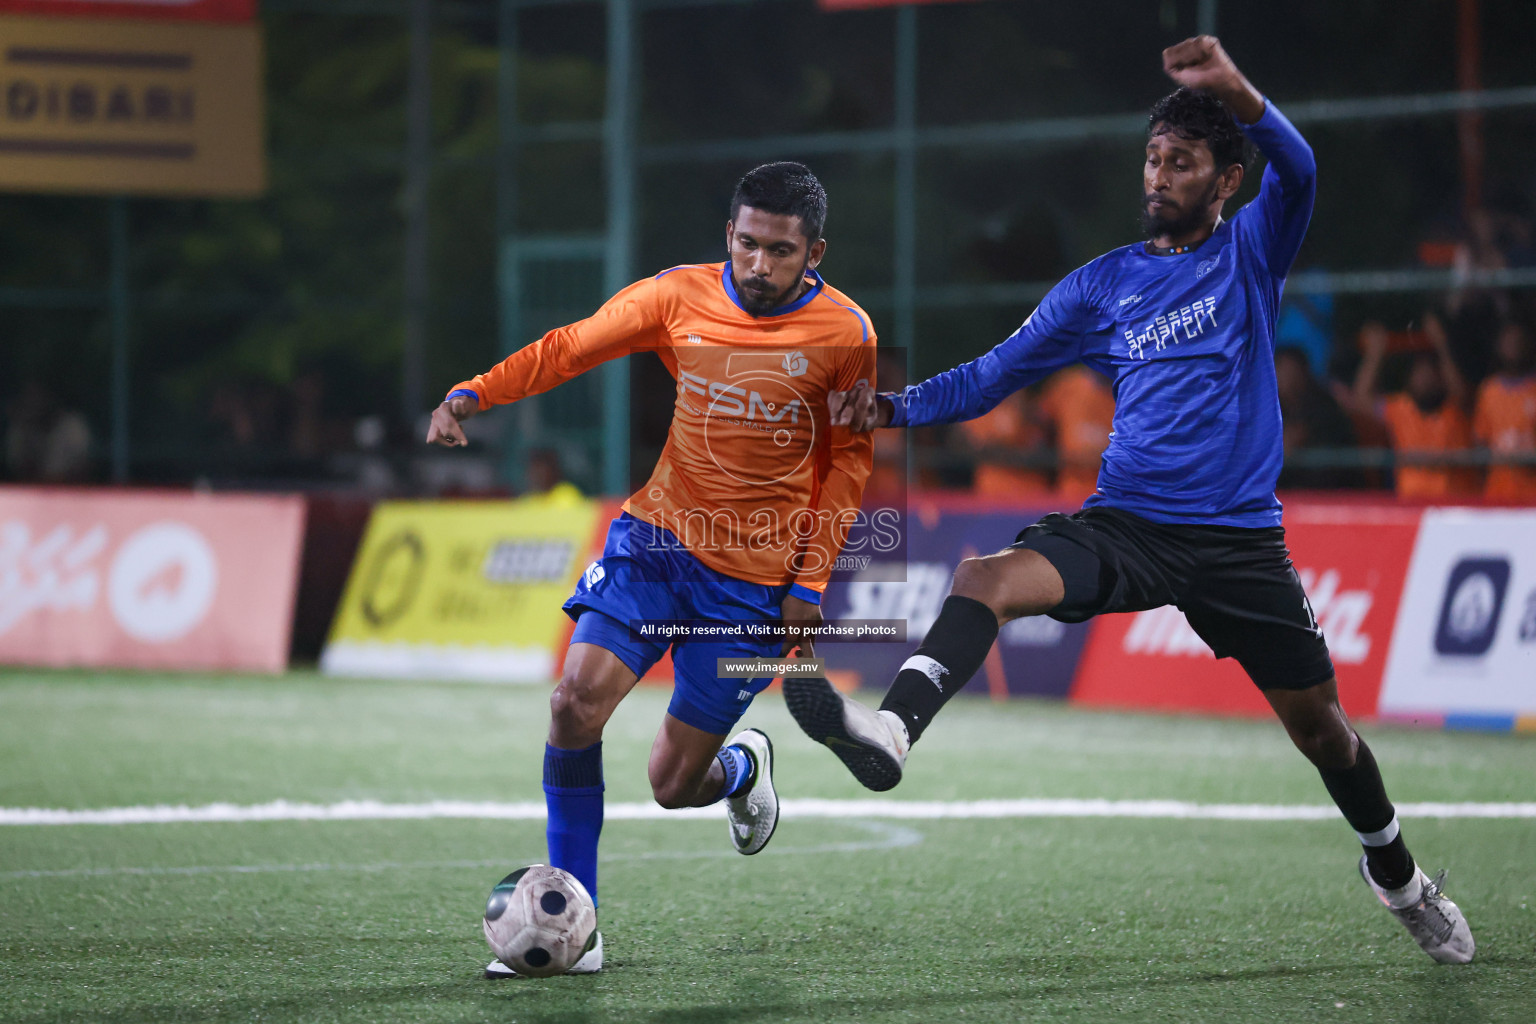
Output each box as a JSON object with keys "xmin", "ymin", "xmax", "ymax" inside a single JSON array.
[
  {"xmin": 1473, "ymin": 321, "xmax": 1536, "ymax": 500},
  {"xmin": 426, "ymin": 163, "xmax": 876, "ymax": 975}
]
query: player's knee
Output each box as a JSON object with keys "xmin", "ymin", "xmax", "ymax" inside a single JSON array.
[
  {"xmin": 951, "ymin": 557, "xmax": 1006, "ymax": 615},
  {"xmin": 647, "ymin": 770, "xmax": 694, "ymax": 810},
  {"xmin": 1291, "ymin": 722, "xmax": 1356, "ymax": 770},
  {"xmin": 548, "ymin": 679, "xmax": 608, "ymax": 739}
]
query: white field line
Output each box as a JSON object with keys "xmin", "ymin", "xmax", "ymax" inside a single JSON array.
[
  {"xmin": 0, "ymin": 821, "xmax": 926, "ymax": 881},
  {"xmin": 2, "ymin": 797, "xmax": 1535, "ymax": 827}
]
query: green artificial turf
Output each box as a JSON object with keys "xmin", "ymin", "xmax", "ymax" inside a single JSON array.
[{"xmin": 2, "ymin": 669, "xmax": 1533, "ymax": 1023}]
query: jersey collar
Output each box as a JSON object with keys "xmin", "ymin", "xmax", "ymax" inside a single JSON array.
[
  {"xmin": 721, "ymin": 263, "xmax": 825, "ymax": 318},
  {"xmin": 1139, "ymin": 217, "xmax": 1229, "ymax": 259}
]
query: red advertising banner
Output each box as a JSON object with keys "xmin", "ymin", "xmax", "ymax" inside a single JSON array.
[
  {"xmin": 1070, "ymin": 504, "xmax": 1423, "ymax": 718},
  {"xmin": 0, "ymin": 1, "xmax": 254, "ymax": 21},
  {"xmin": 0, "ymin": 487, "xmax": 304, "ymax": 672}
]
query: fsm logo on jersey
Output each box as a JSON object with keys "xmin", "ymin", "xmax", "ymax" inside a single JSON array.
[{"xmin": 1433, "ymin": 558, "xmax": 1510, "ymax": 657}]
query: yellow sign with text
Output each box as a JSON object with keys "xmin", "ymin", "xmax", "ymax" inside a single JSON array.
[
  {"xmin": 0, "ymin": 16, "xmax": 265, "ymax": 196},
  {"xmin": 322, "ymin": 498, "xmax": 601, "ymax": 682}
]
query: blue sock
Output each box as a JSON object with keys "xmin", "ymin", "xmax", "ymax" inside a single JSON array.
[
  {"xmin": 544, "ymin": 742, "xmax": 604, "ymax": 907},
  {"xmin": 714, "ymin": 744, "xmax": 753, "ymax": 802}
]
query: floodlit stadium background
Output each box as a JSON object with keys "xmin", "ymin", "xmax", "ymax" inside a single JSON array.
[{"xmin": 3, "ymin": 4, "xmax": 1535, "ymax": 1021}]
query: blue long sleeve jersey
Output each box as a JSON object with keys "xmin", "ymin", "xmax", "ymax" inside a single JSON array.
[{"xmin": 890, "ymin": 101, "xmax": 1316, "ymax": 527}]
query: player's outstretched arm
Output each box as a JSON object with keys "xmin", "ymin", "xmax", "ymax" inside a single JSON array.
[
  {"xmin": 1161, "ymin": 36, "xmax": 1263, "ymax": 124},
  {"xmin": 425, "ymin": 394, "xmax": 478, "ymax": 447},
  {"xmin": 428, "ymin": 277, "xmax": 669, "ymax": 445}
]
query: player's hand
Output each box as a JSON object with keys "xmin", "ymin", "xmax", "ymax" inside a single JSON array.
[
  {"xmin": 779, "ymin": 594, "xmax": 822, "ymax": 659},
  {"xmin": 1423, "ymin": 311, "xmax": 1450, "ymax": 353},
  {"xmin": 827, "ymin": 381, "xmax": 893, "ymax": 432},
  {"xmin": 426, "ymin": 396, "xmax": 476, "ymax": 447},
  {"xmin": 1162, "ymin": 36, "xmax": 1264, "ymax": 124},
  {"xmin": 1162, "ymin": 36, "xmax": 1240, "ymax": 92},
  {"xmin": 1359, "ymin": 321, "xmax": 1390, "ymax": 360}
]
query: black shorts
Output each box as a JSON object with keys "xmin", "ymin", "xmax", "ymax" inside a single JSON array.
[{"xmin": 1012, "ymin": 506, "xmax": 1335, "ymax": 691}]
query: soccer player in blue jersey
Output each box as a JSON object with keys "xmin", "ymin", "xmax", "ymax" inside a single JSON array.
[{"xmin": 784, "ymin": 37, "xmax": 1475, "ymax": 965}]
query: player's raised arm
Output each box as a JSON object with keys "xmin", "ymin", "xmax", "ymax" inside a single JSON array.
[
  {"xmin": 425, "ymin": 277, "xmax": 669, "ymax": 447},
  {"xmin": 1164, "ymin": 36, "xmax": 1317, "ymax": 277}
]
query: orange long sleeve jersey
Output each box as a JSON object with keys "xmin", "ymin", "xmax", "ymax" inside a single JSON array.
[{"xmin": 450, "ymin": 263, "xmax": 876, "ymax": 598}]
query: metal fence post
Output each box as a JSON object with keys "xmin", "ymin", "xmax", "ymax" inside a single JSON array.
[
  {"xmin": 602, "ymin": 0, "xmax": 636, "ymax": 497},
  {"xmin": 109, "ymin": 196, "xmax": 130, "ymax": 485}
]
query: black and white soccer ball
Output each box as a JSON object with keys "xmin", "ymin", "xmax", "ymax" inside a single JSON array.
[{"xmin": 481, "ymin": 864, "xmax": 597, "ymax": 977}]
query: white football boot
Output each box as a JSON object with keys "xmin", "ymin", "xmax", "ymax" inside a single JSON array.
[
  {"xmin": 783, "ymin": 677, "xmax": 910, "ymax": 791},
  {"xmin": 1359, "ymin": 857, "xmax": 1475, "ymax": 964},
  {"xmin": 484, "ymin": 931, "xmax": 603, "ymax": 978},
  {"xmin": 724, "ymin": 728, "xmax": 778, "ymax": 855}
]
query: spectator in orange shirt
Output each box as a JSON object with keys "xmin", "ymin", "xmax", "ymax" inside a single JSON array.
[
  {"xmin": 1037, "ymin": 365, "xmax": 1115, "ymax": 502},
  {"xmin": 1473, "ymin": 320, "xmax": 1536, "ymax": 500},
  {"xmin": 955, "ymin": 389, "xmax": 1052, "ymax": 498},
  {"xmin": 1353, "ymin": 315, "xmax": 1478, "ymax": 498}
]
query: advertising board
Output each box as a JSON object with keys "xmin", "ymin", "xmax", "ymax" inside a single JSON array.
[
  {"xmin": 1378, "ymin": 508, "xmax": 1536, "ymax": 725},
  {"xmin": 0, "ymin": 486, "xmax": 304, "ymax": 671},
  {"xmin": 0, "ymin": 10, "xmax": 265, "ymax": 196},
  {"xmin": 322, "ymin": 498, "xmax": 601, "ymax": 682}
]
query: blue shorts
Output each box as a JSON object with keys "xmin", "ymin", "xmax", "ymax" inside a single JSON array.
[{"xmin": 563, "ymin": 513, "xmax": 791, "ymax": 735}]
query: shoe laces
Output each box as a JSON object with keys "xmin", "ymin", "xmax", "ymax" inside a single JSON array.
[{"xmin": 1395, "ymin": 870, "xmax": 1455, "ymax": 943}]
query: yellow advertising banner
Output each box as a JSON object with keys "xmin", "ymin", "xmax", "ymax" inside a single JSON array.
[
  {"xmin": 0, "ymin": 16, "xmax": 265, "ymax": 196},
  {"xmin": 321, "ymin": 498, "xmax": 602, "ymax": 683}
]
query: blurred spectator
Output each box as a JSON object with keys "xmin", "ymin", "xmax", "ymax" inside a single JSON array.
[
  {"xmin": 4, "ymin": 380, "xmax": 94, "ymax": 483},
  {"xmin": 208, "ymin": 379, "xmax": 284, "ymax": 451},
  {"xmin": 351, "ymin": 414, "xmax": 399, "ymax": 493},
  {"xmin": 866, "ymin": 428, "xmax": 908, "ymax": 505},
  {"xmin": 1473, "ymin": 320, "xmax": 1536, "ymax": 501},
  {"xmin": 288, "ymin": 371, "xmax": 326, "ymax": 460},
  {"xmin": 1352, "ymin": 317, "xmax": 1478, "ymax": 498},
  {"xmin": 1274, "ymin": 291, "xmax": 1334, "ymax": 380},
  {"xmin": 1274, "ymin": 347, "xmax": 1358, "ymax": 489},
  {"xmin": 1439, "ymin": 206, "xmax": 1536, "ymax": 383},
  {"xmin": 955, "ymin": 389, "xmax": 1051, "ymax": 499},
  {"xmin": 1037, "ymin": 366, "xmax": 1114, "ymax": 502},
  {"xmin": 523, "ymin": 447, "xmax": 584, "ymax": 506}
]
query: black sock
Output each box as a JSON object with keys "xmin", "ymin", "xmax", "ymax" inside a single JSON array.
[
  {"xmin": 1317, "ymin": 737, "xmax": 1416, "ymax": 890},
  {"xmin": 878, "ymin": 595, "xmax": 999, "ymax": 744}
]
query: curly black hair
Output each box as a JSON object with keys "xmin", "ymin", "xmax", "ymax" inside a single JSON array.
[
  {"xmin": 731, "ymin": 162, "xmax": 827, "ymax": 241},
  {"xmin": 1147, "ymin": 87, "xmax": 1255, "ymax": 171}
]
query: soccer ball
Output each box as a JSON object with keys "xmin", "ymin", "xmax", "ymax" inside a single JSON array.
[{"xmin": 481, "ymin": 864, "xmax": 597, "ymax": 977}]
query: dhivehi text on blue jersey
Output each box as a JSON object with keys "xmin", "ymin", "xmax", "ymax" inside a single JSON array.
[{"xmin": 889, "ymin": 100, "xmax": 1316, "ymax": 528}]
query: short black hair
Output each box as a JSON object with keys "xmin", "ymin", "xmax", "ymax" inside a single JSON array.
[
  {"xmin": 1147, "ymin": 87, "xmax": 1254, "ymax": 172},
  {"xmin": 731, "ymin": 162, "xmax": 827, "ymax": 241}
]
